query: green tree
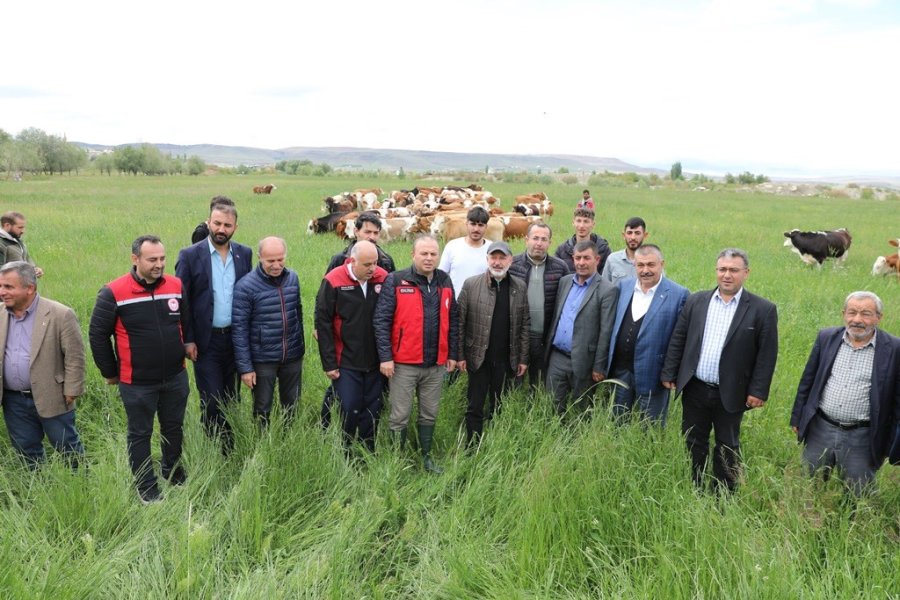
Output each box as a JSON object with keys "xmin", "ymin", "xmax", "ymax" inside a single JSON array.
[
  {"xmin": 670, "ymin": 161, "xmax": 683, "ymax": 180},
  {"xmin": 186, "ymin": 156, "xmax": 206, "ymax": 176}
]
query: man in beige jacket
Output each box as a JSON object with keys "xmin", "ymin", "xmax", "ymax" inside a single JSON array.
[
  {"xmin": 457, "ymin": 241, "xmax": 530, "ymax": 445},
  {"xmin": 0, "ymin": 261, "xmax": 85, "ymax": 466}
]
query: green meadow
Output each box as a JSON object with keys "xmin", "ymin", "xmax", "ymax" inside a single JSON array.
[{"xmin": 0, "ymin": 174, "xmax": 897, "ymax": 599}]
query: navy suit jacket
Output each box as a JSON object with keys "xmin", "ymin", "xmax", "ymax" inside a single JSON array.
[
  {"xmin": 607, "ymin": 276, "xmax": 689, "ymax": 396},
  {"xmin": 661, "ymin": 287, "xmax": 778, "ymax": 413},
  {"xmin": 790, "ymin": 326, "xmax": 900, "ymax": 466},
  {"xmin": 176, "ymin": 238, "xmax": 253, "ymax": 351}
]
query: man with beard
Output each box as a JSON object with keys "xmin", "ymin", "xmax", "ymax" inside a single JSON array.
[
  {"xmin": 438, "ymin": 206, "xmax": 493, "ymax": 299},
  {"xmin": 176, "ymin": 198, "xmax": 252, "ymax": 452},
  {"xmin": 602, "ymin": 217, "xmax": 648, "ymax": 284},
  {"xmin": 0, "ymin": 212, "xmax": 43, "ymax": 278},
  {"xmin": 554, "ymin": 208, "xmax": 611, "ymax": 276},
  {"xmin": 790, "ymin": 291, "xmax": 900, "ymax": 495},
  {"xmin": 606, "ymin": 245, "xmax": 689, "ymax": 425},
  {"xmin": 89, "ymin": 235, "xmax": 190, "ymax": 504},
  {"xmin": 509, "ymin": 222, "xmax": 569, "ymax": 387},
  {"xmin": 545, "ymin": 241, "xmax": 619, "ymax": 417},
  {"xmin": 316, "ymin": 241, "xmax": 388, "ymax": 453},
  {"xmin": 457, "ymin": 241, "xmax": 529, "ymax": 444}
]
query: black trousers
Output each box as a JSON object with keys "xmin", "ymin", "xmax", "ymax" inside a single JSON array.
[
  {"xmin": 466, "ymin": 359, "xmax": 514, "ymax": 441},
  {"xmin": 681, "ymin": 377, "xmax": 744, "ymax": 492},
  {"xmin": 193, "ymin": 328, "xmax": 240, "ymax": 449},
  {"xmin": 522, "ymin": 333, "xmax": 546, "ymax": 389}
]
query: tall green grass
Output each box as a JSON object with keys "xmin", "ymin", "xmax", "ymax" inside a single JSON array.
[{"xmin": 0, "ymin": 174, "xmax": 897, "ymax": 599}]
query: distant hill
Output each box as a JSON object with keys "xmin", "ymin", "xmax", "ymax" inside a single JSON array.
[{"xmin": 75, "ymin": 142, "xmax": 661, "ymax": 174}]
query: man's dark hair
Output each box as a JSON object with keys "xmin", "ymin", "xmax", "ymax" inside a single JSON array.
[
  {"xmin": 467, "ymin": 206, "xmax": 489, "ymax": 224},
  {"xmin": 624, "ymin": 217, "xmax": 646, "ymax": 230},
  {"xmin": 573, "ymin": 240, "xmax": 598, "ymax": 255},
  {"xmin": 526, "ymin": 221, "xmax": 552, "ymax": 239},
  {"xmin": 1, "ymin": 212, "xmax": 24, "ymax": 226},
  {"xmin": 356, "ymin": 212, "xmax": 382, "ymax": 231},
  {"xmin": 132, "ymin": 235, "xmax": 162, "ymax": 256},
  {"xmin": 209, "ymin": 195, "xmax": 237, "ymax": 219},
  {"xmin": 583, "ymin": 189, "xmax": 590, "ymax": 195}
]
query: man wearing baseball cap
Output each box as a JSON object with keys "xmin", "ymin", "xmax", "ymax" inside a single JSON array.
[{"xmin": 456, "ymin": 241, "xmax": 530, "ymax": 445}]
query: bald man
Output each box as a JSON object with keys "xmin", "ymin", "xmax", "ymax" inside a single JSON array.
[
  {"xmin": 315, "ymin": 241, "xmax": 389, "ymax": 452},
  {"xmin": 232, "ymin": 237, "xmax": 305, "ymax": 425}
]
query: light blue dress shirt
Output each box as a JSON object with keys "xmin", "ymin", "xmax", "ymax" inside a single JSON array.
[{"xmin": 209, "ymin": 239, "xmax": 236, "ymax": 328}]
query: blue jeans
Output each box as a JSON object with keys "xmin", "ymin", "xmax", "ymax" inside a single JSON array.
[
  {"xmin": 119, "ymin": 370, "xmax": 189, "ymax": 494},
  {"xmin": 609, "ymin": 368, "xmax": 671, "ymax": 426},
  {"xmin": 251, "ymin": 358, "xmax": 302, "ymax": 423},
  {"xmin": 2, "ymin": 389, "xmax": 84, "ymax": 467}
]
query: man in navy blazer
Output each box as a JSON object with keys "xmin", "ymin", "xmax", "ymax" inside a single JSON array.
[
  {"xmin": 790, "ymin": 291, "xmax": 900, "ymax": 494},
  {"xmin": 662, "ymin": 248, "xmax": 778, "ymax": 492},
  {"xmin": 176, "ymin": 198, "xmax": 252, "ymax": 451},
  {"xmin": 607, "ymin": 245, "xmax": 689, "ymax": 425}
]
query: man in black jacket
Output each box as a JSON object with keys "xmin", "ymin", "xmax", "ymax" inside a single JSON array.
[
  {"xmin": 662, "ymin": 248, "xmax": 778, "ymax": 493},
  {"xmin": 508, "ymin": 222, "xmax": 569, "ymax": 387},
  {"xmin": 553, "ymin": 208, "xmax": 611, "ymax": 275},
  {"xmin": 89, "ymin": 235, "xmax": 191, "ymax": 504}
]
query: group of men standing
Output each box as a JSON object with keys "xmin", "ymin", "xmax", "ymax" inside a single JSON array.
[{"xmin": 1, "ymin": 199, "xmax": 898, "ymax": 504}]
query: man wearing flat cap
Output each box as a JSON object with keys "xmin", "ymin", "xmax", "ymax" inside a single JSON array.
[{"xmin": 457, "ymin": 241, "xmax": 529, "ymax": 444}]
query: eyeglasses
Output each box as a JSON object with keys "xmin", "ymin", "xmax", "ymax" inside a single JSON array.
[
  {"xmin": 716, "ymin": 267, "xmax": 746, "ymax": 274},
  {"xmin": 844, "ymin": 310, "xmax": 877, "ymax": 318}
]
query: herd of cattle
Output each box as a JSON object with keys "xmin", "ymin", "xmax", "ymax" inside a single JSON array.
[
  {"xmin": 253, "ymin": 182, "xmax": 897, "ymax": 279},
  {"xmin": 783, "ymin": 228, "xmax": 900, "ymax": 278},
  {"xmin": 305, "ymin": 186, "xmax": 554, "ymax": 243}
]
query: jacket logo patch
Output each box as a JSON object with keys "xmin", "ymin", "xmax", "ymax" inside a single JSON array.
[
  {"xmin": 374, "ymin": 284, "xmax": 382, "ymax": 294},
  {"xmin": 399, "ymin": 288, "xmax": 415, "ymax": 294},
  {"xmin": 340, "ymin": 285, "xmax": 356, "ymax": 291},
  {"xmin": 168, "ymin": 299, "xmax": 180, "ymax": 312}
]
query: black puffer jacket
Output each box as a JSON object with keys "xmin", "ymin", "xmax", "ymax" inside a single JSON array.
[{"xmin": 508, "ymin": 253, "xmax": 570, "ymax": 339}]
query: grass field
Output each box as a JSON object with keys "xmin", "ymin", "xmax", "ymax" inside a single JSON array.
[{"xmin": 0, "ymin": 174, "xmax": 897, "ymax": 599}]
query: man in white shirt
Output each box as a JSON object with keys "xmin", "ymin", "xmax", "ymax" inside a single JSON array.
[
  {"xmin": 607, "ymin": 245, "xmax": 689, "ymax": 425},
  {"xmin": 438, "ymin": 206, "xmax": 493, "ymax": 299}
]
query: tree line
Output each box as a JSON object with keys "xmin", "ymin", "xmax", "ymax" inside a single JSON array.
[{"xmin": 0, "ymin": 127, "xmax": 207, "ymax": 177}]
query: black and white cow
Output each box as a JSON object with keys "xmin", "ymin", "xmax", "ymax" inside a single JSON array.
[{"xmin": 783, "ymin": 228, "xmax": 852, "ymax": 267}]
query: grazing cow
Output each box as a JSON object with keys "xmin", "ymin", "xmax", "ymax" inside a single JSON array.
[
  {"xmin": 354, "ymin": 188, "xmax": 383, "ymax": 197},
  {"xmin": 307, "ymin": 211, "xmax": 351, "ymax": 235},
  {"xmin": 514, "ymin": 191, "xmax": 548, "ymax": 204},
  {"xmin": 872, "ymin": 239, "xmax": 900, "ymax": 278},
  {"xmin": 378, "ymin": 217, "xmax": 420, "ymax": 243},
  {"xmin": 783, "ymin": 228, "xmax": 852, "ymax": 267},
  {"xmin": 324, "ymin": 195, "xmax": 355, "ymax": 213},
  {"xmin": 253, "ymin": 184, "xmax": 276, "ymax": 194},
  {"xmin": 498, "ymin": 215, "xmax": 541, "ymax": 240}
]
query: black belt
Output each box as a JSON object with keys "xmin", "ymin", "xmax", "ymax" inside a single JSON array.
[
  {"xmin": 691, "ymin": 377, "xmax": 718, "ymax": 390},
  {"xmin": 211, "ymin": 326, "xmax": 232, "ymax": 335},
  {"xmin": 553, "ymin": 347, "xmax": 571, "ymax": 358},
  {"xmin": 3, "ymin": 389, "xmax": 32, "ymax": 397},
  {"xmin": 817, "ymin": 409, "xmax": 869, "ymax": 430}
]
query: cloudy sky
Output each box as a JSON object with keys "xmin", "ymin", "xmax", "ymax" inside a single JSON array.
[{"xmin": 3, "ymin": 0, "xmax": 898, "ymax": 176}]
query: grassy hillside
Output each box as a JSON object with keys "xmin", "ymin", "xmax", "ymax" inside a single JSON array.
[{"xmin": 0, "ymin": 174, "xmax": 897, "ymax": 599}]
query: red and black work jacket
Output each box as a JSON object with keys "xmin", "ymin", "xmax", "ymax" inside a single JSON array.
[
  {"xmin": 88, "ymin": 270, "xmax": 187, "ymax": 385},
  {"xmin": 373, "ymin": 266, "xmax": 458, "ymax": 367},
  {"xmin": 315, "ymin": 264, "xmax": 388, "ymax": 372}
]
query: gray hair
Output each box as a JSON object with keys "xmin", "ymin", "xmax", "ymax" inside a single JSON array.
[
  {"xmin": 257, "ymin": 236, "xmax": 287, "ymax": 255},
  {"xmin": 635, "ymin": 244, "xmax": 664, "ymax": 262},
  {"xmin": 844, "ymin": 291, "xmax": 883, "ymax": 316},
  {"xmin": 413, "ymin": 234, "xmax": 439, "ymax": 251},
  {"xmin": 717, "ymin": 247, "xmax": 749, "ymax": 268},
  {"xmin": 0, "ymin": 261, "xmax": 37, "ymax": 288},
  {"xmin": 526, "ymin": 221, "xmax": 552, "ymax": 239}
]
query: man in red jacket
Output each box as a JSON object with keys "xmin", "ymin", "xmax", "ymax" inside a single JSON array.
[
  {"xmin": 315, "ymin": 241, "xmax": 388, "ymax": 453},
  {"xmin": 89, "ymin": 235, "xmax": 190, "ymax": 504}
]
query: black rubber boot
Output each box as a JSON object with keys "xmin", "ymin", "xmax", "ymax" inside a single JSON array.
[{"xmin": 418, "ymin": 425, "xmax": 443, "ymax": 474}]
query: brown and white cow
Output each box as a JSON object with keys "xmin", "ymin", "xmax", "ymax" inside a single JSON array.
[
  {"xmin": 253, "ymin": 183, "xmax": 276, "ymax": 194},
  {"xmin": 872, "ymin": 238, "xmax": 900, "ymax": 278},
  {"xmin": 783, "ymin": 228, "xmax": 852, "ymax": 267}
]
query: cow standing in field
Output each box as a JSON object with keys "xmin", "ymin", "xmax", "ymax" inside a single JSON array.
[
  {"xmin": 253, "ymin": 184, "xmax": 276, "ymax": 194},
  {"xmin": 783, "ymin": 228, "xmax": 852, "ymax": 267}
]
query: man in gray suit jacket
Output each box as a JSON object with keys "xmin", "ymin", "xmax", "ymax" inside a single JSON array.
[
  {"xmin": 545, "ymin": 240, "xmax": 618, "ymax": 416},
  {"xmin": 607, "ymin": 245, "xmax": 689, "ymax": 425},
  {"xmin": 662, "ymin": 248, "xmax": 778, "ymax": 493},
  {"xmin": 0, "ymin": 261, "xmax": 85, "ymax": 467}
]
